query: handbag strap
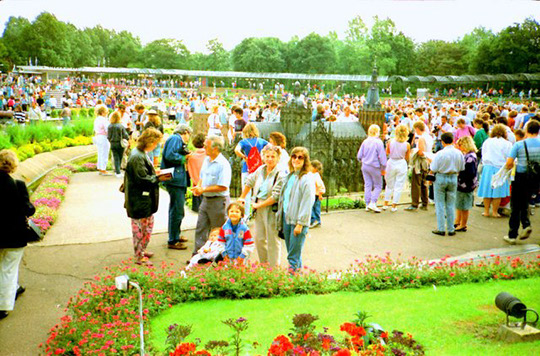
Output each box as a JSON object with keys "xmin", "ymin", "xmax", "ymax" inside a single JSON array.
[{"xmin": 524, "ymin": 140, "xmax": 530, "ymax": 163}]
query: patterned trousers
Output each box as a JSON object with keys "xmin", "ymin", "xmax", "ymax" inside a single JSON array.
[{"xmin": 131, "ymin": 215, "xmax": 154, "ymax": 260}]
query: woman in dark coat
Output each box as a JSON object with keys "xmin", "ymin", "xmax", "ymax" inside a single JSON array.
[
  {"xmin": 0, "ymin": 150, "xmax": 35, "ymax": 319},
  {"xmin": 124, "ymin": 127, "xmax": 165, "ymax": 266}
]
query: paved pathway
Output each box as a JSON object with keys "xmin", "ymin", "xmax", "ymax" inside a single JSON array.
[{"xmin": 37, "ymin": 172, "xmax": 198, "ymax": 246}]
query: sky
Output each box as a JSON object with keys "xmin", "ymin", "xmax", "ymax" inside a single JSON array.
[{"xmin": 0, "ymin": 0, "xmax": 538, "ymax": 53}]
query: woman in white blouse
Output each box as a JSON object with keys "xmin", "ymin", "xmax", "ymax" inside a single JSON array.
[{"xmin": 477, "ymin": 124, "xmax": 513, "ymax": 217}]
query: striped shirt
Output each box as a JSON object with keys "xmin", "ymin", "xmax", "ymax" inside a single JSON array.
[{"xmin": 509, "ymin": 137, "xmax": 540, "ymax": 173}]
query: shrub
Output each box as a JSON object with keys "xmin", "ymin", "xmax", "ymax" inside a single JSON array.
[
  {"xmin": 78, "ymin": 108, "xmax": 89, "ymax": 119},
  {"xmin": 87, "ymin": 107, "xmax": 95, "ymax": 118},
  {"xmin": 50, "ymin": 109, "xmax": 60, "ymax": 118},
  {"xmin": 5, "ymin": 125, "xmax": 31, "ymax": 146},
  {"xmin": 15, "ymin": 144, "xmax": 36, "ymax": 161},
  {"xmin": 0, "ymin": 133, "xmax": 12, "ymax": 150}
]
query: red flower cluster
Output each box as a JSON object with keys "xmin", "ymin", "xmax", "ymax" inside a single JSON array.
[
  {"xmin": 340, "ymin": 323, "xmax": 367, "ymax": 352},
  {"xmin": 169, "ymin": 342, "xmax": 211, "ymax": 356},
  {"xmin": 268, "ymin": 335, "xmax": 294, "ymax": 355}
]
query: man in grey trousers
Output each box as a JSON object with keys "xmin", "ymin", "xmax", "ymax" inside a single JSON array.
[{"xmin": 191, "ymin": 135, "xmax": 231, "ymax": 254}]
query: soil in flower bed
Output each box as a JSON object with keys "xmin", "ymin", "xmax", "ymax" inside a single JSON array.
[{"xmin": 150, "ymin": 277, "xmax": 540, "ymax": 355}]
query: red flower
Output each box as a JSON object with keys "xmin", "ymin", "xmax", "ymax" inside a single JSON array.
[
  {"xmin": 333, "ymin": 349, "xmax": 352, "ymax": 356},
  {"xmin": 380, "ymin": 331, "xmax": 388, "ymax": 339}
]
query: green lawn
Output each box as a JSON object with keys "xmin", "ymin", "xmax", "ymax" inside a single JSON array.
[{"xmin": 150, "ymin": 277, "xmax": 540, "ymax": 355}]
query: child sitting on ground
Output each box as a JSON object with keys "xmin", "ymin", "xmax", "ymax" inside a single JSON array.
[
  {"xmin": 310, "ymin": 160, "xmax": 326, "ymax": 228},
  {"xmin": 186, "ymin": 227, "xmax": 223, "ymax": 270},
  {"xmin": 217, "ymin": 202, "xmax": 254, "ymax": 265}
]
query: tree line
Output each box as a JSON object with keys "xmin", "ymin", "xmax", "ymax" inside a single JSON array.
[{"xmin": 0, "ymin": 12, "xmax": 538, "ymax": 76}]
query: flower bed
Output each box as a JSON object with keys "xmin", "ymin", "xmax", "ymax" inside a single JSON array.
[
  {"xmin": 166, "ymin": 312, "xmax": 424, "ymax": 356},
  {"xmin": 0, "ymin": 119, "xmax": 95, "ymax": 161},
  {"xmin": 30, "ymin": 164, "xmax": 97, "ymax": 233},
  {"xmin": 40, "ymin": 254, "xmax": 540, "ymax": 355}
]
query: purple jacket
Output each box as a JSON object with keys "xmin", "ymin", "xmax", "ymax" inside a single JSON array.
[{"xmin": 357, "ymin": 137, "xmax": 387, "ymax": 169}]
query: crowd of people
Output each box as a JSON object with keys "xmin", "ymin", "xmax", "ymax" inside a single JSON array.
[{"xmin": 1, "ymin": 71, "xmax": 539, "ymax": 321}]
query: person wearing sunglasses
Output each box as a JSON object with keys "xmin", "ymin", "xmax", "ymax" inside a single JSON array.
[{"xmin": 276, "ymin": 147, "xmax": 316, "ymax": 271}]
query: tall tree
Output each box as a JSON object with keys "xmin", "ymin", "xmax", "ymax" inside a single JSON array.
[
  {"xmin": 108, "ymin": 31, "xmax": 142, "ymax": 67},
  {"xmin": 142, "ymin": 39, "xmax": 190, "ymax": 69},
  {"xmin": 1, "ymin": 16, "xmax": 32, "ymax": 65},
  {"xmin": 232, "ymin": 37, "xmax": 286, "ymax": 72},
  {"xmin": 205, "ymin": 38, "xmax": 230, "ymax": 71},
  {"xmin": 288, "ymin": 33, "xmax": 337, "ymax": 73}
]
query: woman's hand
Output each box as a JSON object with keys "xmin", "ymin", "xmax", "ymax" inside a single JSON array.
[{"xmin": 294, "ymin": 224, "xmax": 303, "ymax": 236}]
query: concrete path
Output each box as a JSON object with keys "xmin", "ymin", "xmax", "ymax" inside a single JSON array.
[
  {"xmin": 37, "ymin": 172, "xmax": 198, "ymax": 246},
  {"xmin": 13, "ymin": 145, "xmax": 96, "ymax": 185}
]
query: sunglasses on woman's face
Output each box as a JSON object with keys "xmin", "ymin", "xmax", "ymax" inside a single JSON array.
[{"xmin": 291, "ymin": 154, "xmax": 304, "ymax": 160}]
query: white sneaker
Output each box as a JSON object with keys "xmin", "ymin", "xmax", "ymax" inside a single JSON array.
[
  {"xmin": 370, "ymin": 203, "xmax": 381, "ymax": 213},
  {"xmin": 503, "ymin": 236, "xmax": 517, "ymax": 245},
  {"xmin": 391, "ymin": 207, "xmax": 398, "ymax": 212},
  {"xmin": 519, "ymin": 226, "xmax": 533, "ymax": 240},
  {"xmin": 382, "ymin": 205, "xmax": 388, "ymax": 211},
  {"xmin": 115, "ymin": 173, "xmax": 123, "ymax": 178},
  {"xmin": 365, "ymin": 206, "xmax": 370, "ymax": 212}
]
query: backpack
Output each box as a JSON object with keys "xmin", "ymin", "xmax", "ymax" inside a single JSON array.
[
  {"xmin": 245, "ymin": 139, "xmax": 263, "ymax": 174},
  {"xmin": 524, "ymin": 141, "xmax": 540, "ymax": 182}
]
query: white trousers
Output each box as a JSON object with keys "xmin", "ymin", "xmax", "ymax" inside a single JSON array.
[
  {"xmin": 384, "ymin": 159, "xmax": 408, "ymax": 204},
  {"xmin": 94, "ymin": 135, "xmax": 110, "ymax": 171},
  {"xmin": 0, "ymin": 248, "xmax": 24, "ymax": 311},
  {"xmin": 254, "ymin": 205, "xmax": 281, "ymax": 267}
]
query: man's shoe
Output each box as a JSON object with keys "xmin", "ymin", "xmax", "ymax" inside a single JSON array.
[
  {"xmin": 0, "ymin": 311, "xmax": 8, "ymax": 320},
  {"xmin": 310, "ymin": 221, "xmax": 320, "ymax": 228},
  {"xmin": 179, "ymin": 236, "xmax": 188, "ymax": 243},
  {"xmin": 15, "ymin": 286, "xmax": 25, "ymax": 300},
  {"xmin": 503, "ymin": 236, "xmax": 517, "ymax": 245},
  {"xmin": 432, "ymin": 230, "xmax": 446, "ymax": 236},
  {"xmin": 519, "ymin": 226, "xmax": 533, "ymax": 240},
  {"xmin": 475, "ymin": 202, "xmax": 484, "ymax": 207},
  {"xmin": 448, "ymin": 231, "xmax": 456, "ymax": 236},
  {"xmin": 168, "ymin": 242, "xmax": 187, "ymax": 250},
  {"xmin": 420, "ymin": 205, "xmax": 428, "ymax": 211},
  {"xmin": 405, "ymin": 206, "xmax": 418, "ymax": 212}
]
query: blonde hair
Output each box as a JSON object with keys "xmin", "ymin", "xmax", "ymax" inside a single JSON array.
[
  {"xmin": 288, "ymin": 147, "xmax": 311, "ymax": 178},
  {"xmin": 456, "ymin": 136, "xmax": 477, "ymax": 153},
  {"xmin": 242, "ymin": 123, "xmax": 259, "ymax": 139},
  {"xmin": 394, "ymin": 124, "xmax": 409, "ymax": 142},
  {"xmin": 95, "ymin": 104, "xmax": 108, "ymax": 117},
  {"xmin": 368, "ymin": 124, "xmax": 380, "ymax": 137},
  {"xmin": 109, "ymin": 111, "xmax": 122, "ymax": 124},
  {"xmin": 0, "ymin": 149, "xmax": 18, "ymax": 174}
]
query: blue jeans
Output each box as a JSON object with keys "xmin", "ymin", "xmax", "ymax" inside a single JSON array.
[
  {"xmin": 311, "ymin": 196, "xmax": 321, "ymax": 224},
  {"xmin": 166, "ymin": 185, "xmax": 186, "ymax": 244},
  {"xmin": 283, "ymin": 221, "xmax": 308, "ymax": 270},
  {"xmin": 434, "ymin": 173, "xmax": 457, "ymax": 233}
]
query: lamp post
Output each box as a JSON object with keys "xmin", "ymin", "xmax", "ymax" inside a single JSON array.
[{"xmin": 115, "ymin": 275, "xmax": 145, "ymax": 355}]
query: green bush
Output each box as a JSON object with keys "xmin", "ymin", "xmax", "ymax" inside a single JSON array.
[
  {"xmin": 16, "ymin": 144, "xmax": 36, "ymax": 161},
  {"xmin": 50, "ymin": 109, "xmax": 60, "ymax": 118},
  {"xmin": 60, "ymin": 125, "xmax": 76, "ymax": 139},
  {"xmin": 71, "ymin": 119, "xmax": 94, "ymax": 136},
  {"xmin": 5, "ymin": 125, "xmax": 31, "ymax": 146},
  {"xmin": 26, "ymin": 123, "xmax": 62, "ymax": 143},
  {"xmin": 78, "ymin": 108, "xmax": 88, "ymax": 119},
  {"xmin": 0, "ymin": 133, "xmax": 12, "ymax": 150},
  {"xmin": 87, "ymin": 107, "xmax": 95, "ymax": 118}
]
